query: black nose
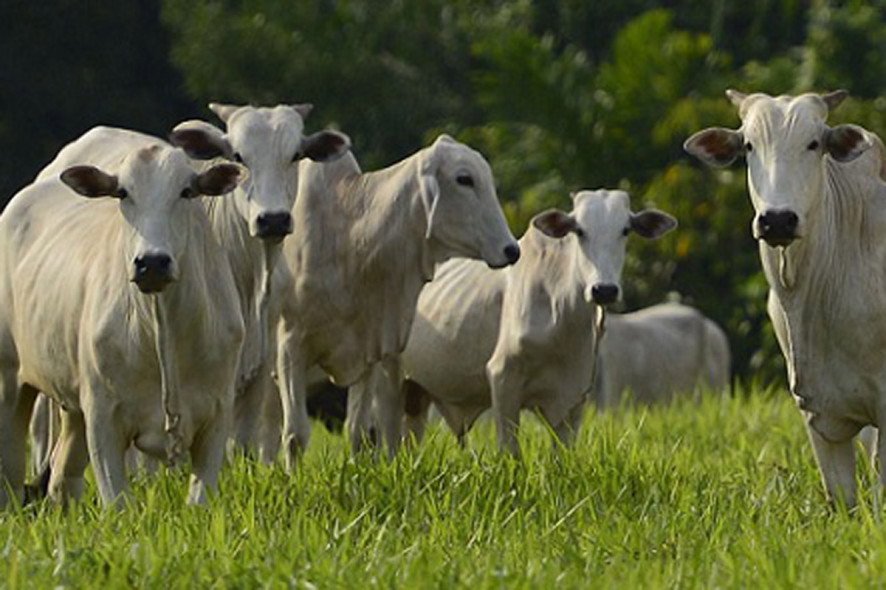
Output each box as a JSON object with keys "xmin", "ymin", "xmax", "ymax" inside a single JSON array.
[
  {"xmin": 133, "ymin": 254, "xmax": 173, "ymax": 293},
  {"xmin": 590, "ymin": 283, "xmax": 620, "ymax": 305},
  {"xmin": 256, "ymin": 211, "xmax": 293, "ymax": 240},
  {"xmin": 757, "ymin": 209, "xmax": 799, "ymax": 246},
  {"xmin": 503, "ymin": 243, "xmax": 521, "ymax": 265}
]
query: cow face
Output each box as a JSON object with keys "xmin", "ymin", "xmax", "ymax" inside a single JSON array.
[
  {"xmin": 60, "ymin": 145, "xmax": 241, "ymax": 294},
  {"xmin": 417, "ymin": 135, "xmax": 520, "ymax": 268},
  {"xmin": 532, "ymin": 190, "xmax": 676, "ymax": 306},
  {"xmin": 169, "ymin": 103, "xmax": 351, "ymax": 241},
  {"xmin": 684, "ymin": 90, "xmax": 873, "ymax": 248}
]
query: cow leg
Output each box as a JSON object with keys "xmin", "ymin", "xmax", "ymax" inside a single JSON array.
[
  {"xmin": 372, "ymin": 358, "xmax": 404, "ymax": 458},
  {"xmin": 47, "ymin": 409, "xmax": 90, "ymax": 504},
  {"xmin": 232, "ymin": 365, "xmax": 271, "ymax": 458},
  {"xmin": 553, "ymin": 400, "xmax": 585, "ymax": 448},
  {"xmin": 29, "ymin": 394, "xmax": 58, "ymax": 478},
  {"xmin": 807, "ymin": 426, "xmax": 857, "ymax": 508},
  {"xmin": 859, "ymin": 426, "xmax": 878, "ymax": 470},
  {"xmin": 346, "ymin": 376, "xmax": 375, "ymax": 454},
  {"xmin": 188, "ymin": 406, "xmax": 231, "ymax": 505},
  {"xmin": 258, "ymin": 382, "xmax": 282, "ymax": 464},
  {"xmin": 488, "ymin": 362, "xmax": 522, "ymax": 457},
  {"xmin": 402, "ymin": 379, "xmax": 432, "ymax": 446},
  {"xmin": 0, "ymin": 379, "xmax": 37, "ymax": 509},
  {"xmin": 276, "ymin": 327, "xmax": 311, "ymax": 471},
  {"xmin": 84, "ymin": 404, "xmax": 129, "ymax": 508}
]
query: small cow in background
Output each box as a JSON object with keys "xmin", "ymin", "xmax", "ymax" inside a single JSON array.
[
  {"xmin": 685, "ymin": 90, "xmax": 886, "ymax": 507},
  {"xmin": 400, "ymin": 190, "xmax": 676, "ymax": 455},
  {"xmin": 0, "ymin": 138, "xmax": 243, "ymax": 508},
  {"xmin": 594, "ymin": 302, "xmax": 730, "ymax": 408}
]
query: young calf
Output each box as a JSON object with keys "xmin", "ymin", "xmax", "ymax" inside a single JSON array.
[{"xmin": 400, "ymin": 190, "xmax": 676, "ymax": 454}]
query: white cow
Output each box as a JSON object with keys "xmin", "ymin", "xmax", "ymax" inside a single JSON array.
[
  {"xmin": 685, "ymin": 90, "xmax": 886, "ymax": 506},
  {"xmin": 0, "ymin": 140, "xmax": 244, "ymax": 508},
  {"xmin": 399, "ymin": 190, "xmax": 676, "ymax": 454},
  {"xmin": 30, "ymin": 105, "xmax": 350, "ymax": 470},
  {"xmin": 274, "ymin": 135, "xmax": 520, "ymax": 465},
  {"xmin": 594, "ymin": 302, "xmax": 730, "ymax": 408}
]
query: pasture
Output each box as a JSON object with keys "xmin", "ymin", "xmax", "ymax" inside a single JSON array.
[{"xmin": 3, "ymin": 389, "xmax": 884, "ymax": 588}]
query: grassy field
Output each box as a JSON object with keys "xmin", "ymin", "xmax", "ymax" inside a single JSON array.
[{"xmin": 3, "ymin": 389, "xmax": 886, "ymax": 588}]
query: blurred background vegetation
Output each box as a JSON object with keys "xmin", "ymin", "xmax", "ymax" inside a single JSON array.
[{"xmin": 1, "ymin": 0, "xmax": 884, "ymax": 386}]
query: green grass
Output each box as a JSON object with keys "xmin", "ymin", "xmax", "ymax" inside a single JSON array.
[{"xmin": 3, "ymin": 389, "xmax": 886, "ymax": 588}]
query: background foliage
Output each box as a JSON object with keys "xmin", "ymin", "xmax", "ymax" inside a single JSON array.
[{"xmin": 1, "ymin": 0, "xmax": 884, "ymax": 384}]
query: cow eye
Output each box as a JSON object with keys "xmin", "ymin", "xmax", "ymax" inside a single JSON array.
[
  {"xmin": 233, "ymin": 152, "xmax": 244, "ymax": 164},
  {"xmin": 574, "ymin": 227, "xmax": 585, "ymax": 238},
  {"xmin": 456, "ymin": 174, "xmax": 474, "ymax": 187},
  {"xmin": 807, "ymin": 140, "xmax": 820, "ymax": 151},
  {"xmin": 744, "ymin": 142, "xmax": 753, "ymax": 152},
  {"xmin": 622, "ymin": 226, "xmax": 630, "ymax": 237},
  {"xmin": 115, "ymin": 188, "xmax": 129, "ymax": 199},
  {"xmin": 180, "ymin": 187, "xmax": 196, "ymax": 199}
]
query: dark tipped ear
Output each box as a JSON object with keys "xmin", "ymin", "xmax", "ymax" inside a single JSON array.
[
  {"xmin": 532, "ymin": 209, "xmax": 579, "ymax": 239},
  {"xmin": 684, "ymin": 127, "xmax": 744, "ymax": 167},
  {"xmin": 60, "ymin": 166, "xmax": 119, "ymax": 198},
  {"xmin": 630, "ymin": 209, "xmax": 677, "ymax": 239},
  {"xmin": 193, "ymin": 163, "xmax": 242, "ymax": 196},
  {"xmin": 824, "ymin": 124, "xmax": 872, "ymax": 163},
  {"xmin": 298, "ymin": 130, "xmax": 351, "ymax": 162},
  {"xmin": 169, "ymin": 121, "xmax": 233, "ymax": 161}
]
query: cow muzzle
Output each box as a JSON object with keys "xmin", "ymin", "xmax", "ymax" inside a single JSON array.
[
  {"xmin": 255, "ymin": 211, "xmax": 293, "ymax": 241},
  {"xmin": 132, "ymin": 254, "xmax": 175, "ymax": 294},
  {"xmin": 755, "ymin": 209, "xmax": 799, "ymax": 247},
  {"xmin": 590, "ymin": 283, "xmax": 620, "ymax": 306},
  {"xmin": 487, "ymin": 242, "xmax": 521, "ymax": 269}
]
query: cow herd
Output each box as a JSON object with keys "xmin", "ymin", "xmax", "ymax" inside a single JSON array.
[{"xmin": 0, "ymin": 89, "xmax": 883, "ymax": 510}]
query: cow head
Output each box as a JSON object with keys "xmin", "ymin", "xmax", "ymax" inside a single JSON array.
[
  {"xmin": 684, "ymin": 90, "xmax": 874, "ymax": 248},
  {"xmin": 169, "ymin": 103, "xmax": 351, "ymax": 241},
  {"xmin": 417, "ymin": 135, "xmax": 520, "ymax": 268},
  {"xmin": 60, "ymin": 145, "xmax": 241, "ymax": 294},
  {"xmin": 532, "ymin": 190, "xmax": 676, "ymax": 306}
]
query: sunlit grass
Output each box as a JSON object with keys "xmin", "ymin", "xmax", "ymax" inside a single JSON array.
[{"xmin": 3, "ymin": 389, "xmax": 886, "ymax": 588}]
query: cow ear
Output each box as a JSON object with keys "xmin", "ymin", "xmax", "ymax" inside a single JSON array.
[
  {"xmin": 824, "ymin": 124, "xmax": 872, "ymax": 163},
  {"xmin": 297, "ymin": 130, "xmax": 351, "ymax": 162},
  {"xmin": 532, "ymin": 209, "xmax": 579, "ymax": 239},
  {"xmin": 822, "ymin": 90, "xmax": 848, "ymax": 111},
  {"xmin": 684, "ymin": 127, "xmax": 744, "ymax": 167},
  {"xmin": 418, "ymin": 140, "xmax": 447, "ymax": 240},
  {"xmin": 208, "ymin": 102, "xmax": 242, "ymax": 123},
  {"xmin": 60, "ymin": 166, "xmax": 120, "ymax": 198},
  {"xmin": 630, "ymin": 209, "xmax": 677, "ymax": 239},
  {"xmin": 169, "ymin": 120, "xmax": 234, "ymax": 161},
  {"xmin": 192, "ymin": 163, "xmax": 242, "ymax": 197},
  {"xmin": 291, "ymin": 103, "xmax": 314, "ymax": 120}
]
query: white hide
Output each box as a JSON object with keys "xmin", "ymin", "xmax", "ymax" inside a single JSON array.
[
  {"xmin": 400, "ymin": 190, "xmax": 677, "ymax": 454},
  {"xmin": 0, "ymin": 141, "xmax": 244, "ymax": 508},
  {"xmin": 274, "ymin": 135, "xmax": 519, "ymax": 466},
  {"xmin": 594, "ymin": 302, "xmax": 730, "ymax": 408},
  {"xmin": 685, "ymin": 91, "xmax": 886, "ymax": 506}
]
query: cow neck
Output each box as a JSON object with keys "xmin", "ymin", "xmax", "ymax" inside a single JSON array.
[
  {"xmin": 760, "ymin": 154, "xmax": 886, "ymax": 393},
  {"xmin": 202, "ymin": 195, "xmax": 278, "ymax": 387},
  {"xmin": 517, "ymin": 228, "xmax": 596, "ymax": 331},
  {"xmin": 355, "ymin": 155, "xmax": 438, "ymax": 282}
]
